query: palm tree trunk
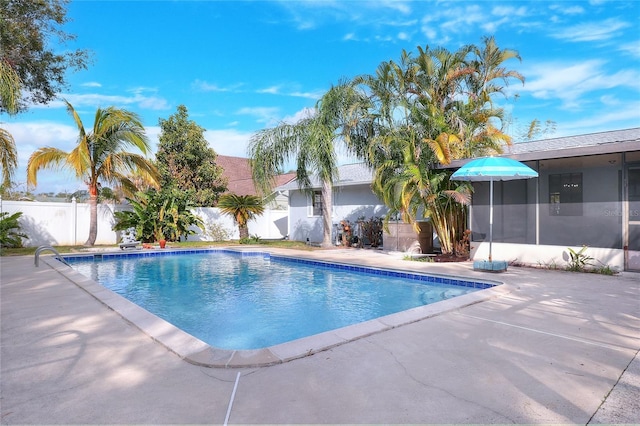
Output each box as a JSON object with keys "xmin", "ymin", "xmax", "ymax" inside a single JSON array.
[
  {"xmin": 321, "ymin": 180, "xmax": 333, "ymax": 248},
  {"xmin": 239, "ymin": 224, "xmax": 249, "ymax": 240},
  {"xmin": 85, "ymin": 190, "xmax": 98, "ymax": 246}
]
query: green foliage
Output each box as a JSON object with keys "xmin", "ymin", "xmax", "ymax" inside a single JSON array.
[
  {"xmin": 98, "ymin": 187, "xmax": 120, "ymax": 204},
  {"xmin": 113, "ymin": 189, "xmax": 204, "ymax": 243},
  {"xmin": 510, "ymin": 118, "xmax": 557, "ymax": 142},
  {"xmin": 0, "ymin": 58, "xmax": 21, "ymax": 114},
  {"xmin": 0, "ymin": 0, "xmax": 90, "ymax": 113},
  {"xmin": 0, "ymin": 127, "xmax": 17, "ymax": 189},
  {"xmin": 593, "ymin": 264, "xmax": 617, "ymax": 276},
  {"xmin": 218, "ymin": 193, "xmax": 265, "ymax": 240},
  {"xmin": 566, "ymin": 246, "xmax": 594, "ymax": 272},
  {"xmin": 156, "ymin": 105, "xmax": 227, "ymax": 206},
  {"xmin": 0, "ymin": 211, "xmax": 26, "ymax": 248},
  {"xmin": 239, "ymin": 234, "xmax": 261, "ymax": 244},
  {"xmin": 341, "ymin": 38, "xmax": 522, "ymax": 254},
  {"xmin": 0, "ymin": 60, "xmax": 20, "ymax": 188},
  {"xmin": 248, "ymin": 81, "xmax": 367, "ymax": 247},
  {"xmin": 402, "ymin": 254, "xmax": 434, "ymax": 263}
]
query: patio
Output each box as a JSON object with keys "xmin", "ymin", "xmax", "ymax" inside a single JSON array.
[{"xmin": 1, "ymin": 249, "xmax": 639, "ymax": 424}]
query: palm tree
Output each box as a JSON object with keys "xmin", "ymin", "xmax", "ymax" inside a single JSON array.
[
  {"xmin": 27, "ymin": 100, "xmax": 159, "ymax": 245},
  {"xmin": 0, "ymin": 59, "xmax": 21, "ymax": 190},
  {"xmin": 350, "ymin": 40, "xmax": 524, "ymax": 254},
  {"xmin": 217, "ymin": 193, "xmax": 265, "ymax": 240},
  {"xmin": 0, "ymin": 128, "xmax": 17, "ymax": 190},
  {"xmin": 0, "ymin": 59, "xmax": 20, "ymax": 113},
  {"xmin": 249, "ymin": 82, "xmax": 365, "ymax": 247}
]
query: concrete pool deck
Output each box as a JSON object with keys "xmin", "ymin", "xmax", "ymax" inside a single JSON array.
[{"xmin": 1, "ymin": 248, "xmax": 639, "ymax": 424}]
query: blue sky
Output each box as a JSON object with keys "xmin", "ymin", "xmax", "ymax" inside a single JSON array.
[{"xmin": 5, "ymin": 0, "xmax": 640, "ymax": 194}]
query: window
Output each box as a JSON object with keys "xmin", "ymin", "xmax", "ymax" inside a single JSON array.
[
  {"xmin": 309, "ymin": 190, "xmax": 323, "ymax": 216},
  {"xmin": 549, "ymin": 173, "xmax": 582, "ymax": 216}
]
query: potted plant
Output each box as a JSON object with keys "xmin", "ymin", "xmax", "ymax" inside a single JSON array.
[{"xmin": 156, "ymin": 230, "xmax": 167, "ymax": 248}]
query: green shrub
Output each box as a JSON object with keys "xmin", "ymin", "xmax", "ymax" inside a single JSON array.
[
  {"xmin": 566, "ymin": 246, "xmax": 593, "ymax": 272},
  {"xmin": 239, "ymin": 234, "xmax": 261, "ymax": 244},
  {"xmin": 114, "ymin": 189, "xmax": 204, "ymax": 243},
  {"xmin": 0, "ymin": 212, "xmax": 26, "ymax": 248}
]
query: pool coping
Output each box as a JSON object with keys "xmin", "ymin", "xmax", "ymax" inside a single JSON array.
[{"xmin": 44, "ymin": 248, "xmax": 508, "ymax": 368}]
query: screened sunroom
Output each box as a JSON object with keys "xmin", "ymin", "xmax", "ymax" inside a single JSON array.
[{"xmin": 453, "ymin": 128, "xmax": 640, "ymax": 272}]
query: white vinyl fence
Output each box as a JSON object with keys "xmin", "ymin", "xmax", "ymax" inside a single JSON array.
[{"xmin": 0, "ymin": 198, "xmax": 288, "ymax": 247}]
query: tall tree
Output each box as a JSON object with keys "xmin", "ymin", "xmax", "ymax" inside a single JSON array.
[
  {"xmin": 348, "ymin": 39, "xmax": 524, "ymax": 254},
  {"xmin": 27, "ymin": 100, "xmax": 159, "ymax": 245},
  {"xmin": 217, "ymin": 193, "xmax": 265, "ymax": 240},
  {"xmin": 249, "ymin": 82, "xmax": 365, "ymax": 247},
  {"xmin": 156, "ymin": 105, "xmax": 227, "ymax": 206},
  {"xmin": 0, "ymin": 0, "xmax": 90, "ymax": 113},
  {"xmin": 0, "ymin": 59, "xmax": 20, "ymax": 190}
]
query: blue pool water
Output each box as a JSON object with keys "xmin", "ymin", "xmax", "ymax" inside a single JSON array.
[{"xmin": 66, "ymin": 250, "xmax": 489, "ymax": 350}]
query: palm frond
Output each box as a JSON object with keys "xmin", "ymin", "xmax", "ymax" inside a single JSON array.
[
  {"xmin": 0, "ymin": 127, "xmax": 18, "ymax": 187},
  {"xmin": 26, "ymin": 147, "xmax": 70, "ymax": 187}
]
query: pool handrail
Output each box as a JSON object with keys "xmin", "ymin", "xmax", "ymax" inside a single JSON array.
[{"xmin": 34, "ymin": 245, "xmax": 69, "ymax": 267}]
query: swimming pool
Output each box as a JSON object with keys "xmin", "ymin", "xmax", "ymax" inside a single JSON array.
[{"xmin": 65, "ymin": 249, "xmax": 493, "ymax": 351}]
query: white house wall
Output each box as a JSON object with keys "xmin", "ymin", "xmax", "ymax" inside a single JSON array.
[
  {"xmin": 288, "ymin": 184, "xmax": 387, "ymax": 243},
  {"xmin": 471, "ymin": 242, "xmax": 625, "ymax": 272}
]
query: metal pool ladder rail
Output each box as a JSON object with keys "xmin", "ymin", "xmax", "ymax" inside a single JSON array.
[{"xmin": 34, "ymin": 245, "xmax": 69, "ymax": 267}]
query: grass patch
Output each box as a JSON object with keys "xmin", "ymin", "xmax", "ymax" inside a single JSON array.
[{"xmin": 0, "ymin": 239, "xmax": 313, "ymax": 256}]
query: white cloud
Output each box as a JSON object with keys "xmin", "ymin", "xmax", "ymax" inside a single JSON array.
[
  {"xmin": 289, "ymin": 89, "xmax": 324, "ymax": 100},
  {"xmin": 619, "ymin": 41, "xmax": 640, "ymax": 58},
  {"xmin": 81, "ymin": 82, "xmax": 102, "ymax": 88},
  {"xmin": 236, "ymin": 106, "xmax": 281, "ymax": 124},
  {"xmin": 438, "ymin": 5, "xmax": 485, "ymax": 34},
  {"xmin": 204, "ymin": 129, "xmax": 255, "ymax": 158},
  {"xmin": 282, "ymin": 107, "xmax": 315, "ymax": 125},
  {"xmin": 257, "ymin": 86, "xmax": 282, "ymax": 95},
  {"xmin": 519, "ymin": 60, "xmax": 640, "ymax": 109},
  {"xmin": 550, "ymin": 18, "xmax": 630, "ymax": 42},
  {"xmin": 559, "ymin": 101, "xmax": 640, "ymax": 135},
  {"xmin": 548, "ymin": 4, "xmax": 585, "ymax": 15},
  {"xmin": 377, "ymin": 0, "xmax": 412, "ymax": 15},
  {"xmin": 491, "ymin": 5, "xmax": 528, "ymax": 17},
  {"xmin": 28, "ymin": 90, "xmax": 170, "ymax": 112},
  {"xmin": 192, "ymin": 80, "xmax": 244, "ymax": 93},
  {"xmin": 256, "ymin": 84, "xmax": 323, "ymax": 100},
  {"xmin": 481, "ymin": 17, "xmax": 510, "ymax": 34},
  {"xmin": 343, "ymin": 32, "xmax": 356, "ymax": 41}
]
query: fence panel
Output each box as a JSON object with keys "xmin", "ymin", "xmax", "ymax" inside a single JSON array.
[{"xmin": 1, "ymin": 199, "xmax": 288, "ymax": 246}]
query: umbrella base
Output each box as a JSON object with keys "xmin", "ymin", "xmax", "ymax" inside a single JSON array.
[{"xmin": 473, "ymin": 260, "xmax": 508, "ymax": 272}]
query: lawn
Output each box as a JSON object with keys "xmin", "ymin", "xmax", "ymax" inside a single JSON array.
[{"xmin": 0, "ymin": 239, "xmax": 313, "ymax": 256}]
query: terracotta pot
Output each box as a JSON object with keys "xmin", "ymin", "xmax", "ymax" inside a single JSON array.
[{"xmin": 159, "ymin": 239, "xmax": 167, "ymax": 249}]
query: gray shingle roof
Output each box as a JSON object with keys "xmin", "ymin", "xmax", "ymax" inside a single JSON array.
[
  {"xmin": 278, "ymin": 128, "xmax": 640, "ymax": 188},
  {"xmin": 277, "ymin": 163, "xmax": 374, "ymax": 190},
  {"xmin": 505, "ymin": 127, "xmax": 640, "ymax": 156},
  {"xmin": 449, "ymin": 127, "xmax": 640, "ymax": 167}
]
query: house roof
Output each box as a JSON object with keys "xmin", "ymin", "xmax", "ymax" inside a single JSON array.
[
  {"xmin": 277, "ymin": 128, "xmax": 640, "ymax": 190},
  {"xmin": 449, "ymin": 127, "xmax": 640, "ymax": 167},
  {"xmin": 216, "ymin": 155, "xmax": 297, "ymax": 196},
  {"xmin": 277, "ymin": 163, "xmax": 374, "ymax": 191}
]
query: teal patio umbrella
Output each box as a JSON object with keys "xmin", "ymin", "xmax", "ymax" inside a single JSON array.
[{"xmin": 451, "ymin": 157, "xmax": 538, "ymax": 266}]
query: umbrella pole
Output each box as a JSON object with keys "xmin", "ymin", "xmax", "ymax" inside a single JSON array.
[{"xmin": 489, "ymin": 177, "xmax": 493, "ymax": 263}]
